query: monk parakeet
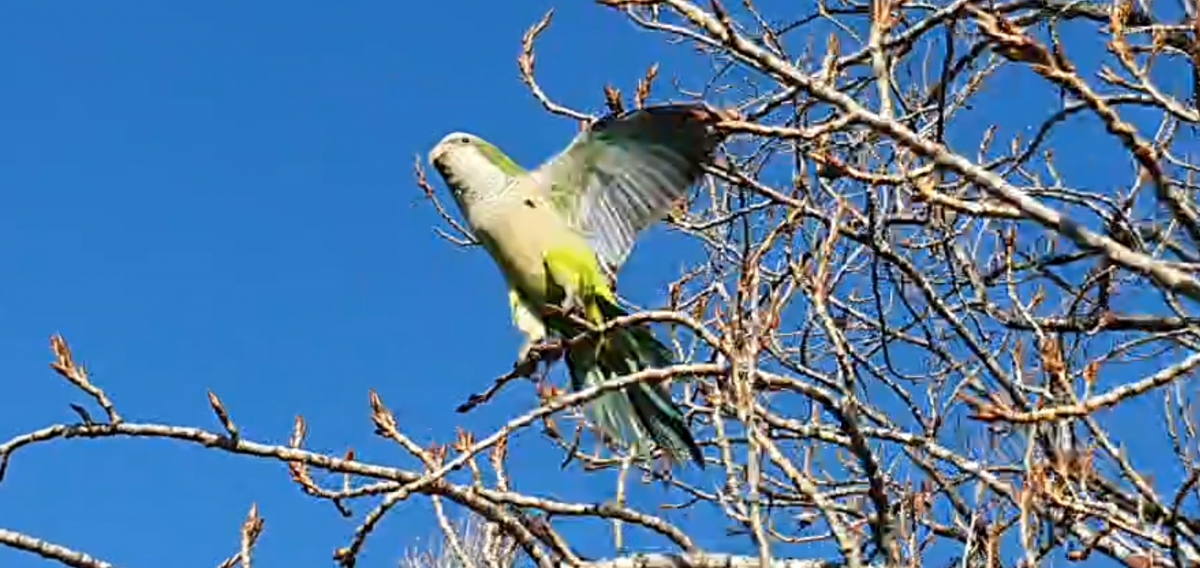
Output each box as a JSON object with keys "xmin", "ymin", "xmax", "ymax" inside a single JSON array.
[{"xmin": 428, "ymin": 104, "xmax": 720, "ymax": 467}]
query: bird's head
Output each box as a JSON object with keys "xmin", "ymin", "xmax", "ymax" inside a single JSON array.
[{"xmin": 429, "ymin": 132, "xmax": 525, "ymax": 209}]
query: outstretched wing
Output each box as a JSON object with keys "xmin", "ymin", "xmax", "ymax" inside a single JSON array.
[{"xmin": 530, "ymin": 104, "xmax": 720, "ymax": 279}]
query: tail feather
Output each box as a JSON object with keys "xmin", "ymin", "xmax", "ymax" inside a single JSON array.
[
  {"xmin": 625, "ymin": 378, "xmax": 704, "ymax": 466},
  {"xmin": 566, "ymin": 357, "xmax": 642, "ymax": 453},
  {"xmin": 558, "ymin": 298, "xmax": 704, "ymax": 468}
]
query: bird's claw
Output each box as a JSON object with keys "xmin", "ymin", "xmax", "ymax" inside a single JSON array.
[
  {"xmin": 515, "ymin": 339, "xmax": 566, "ymax": 372},
  {"xmin": 513, "ymin": 349, "xmax": 541, "ymax": 378},
  {"xmin": 561, "ymin": 290, "xmax": 584, "ymax": 316},
  {"xmin": 513, "ymin": 341, "xmax": 564, "ymax": 379},
  {"xmin": 517, "ymin": 339, "xmax": 537, "ymax": 365}
]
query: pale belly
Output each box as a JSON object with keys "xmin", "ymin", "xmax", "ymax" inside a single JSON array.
[{"xmin": 472, "ymin": 202, "xmax": 589, "ymax": 308}]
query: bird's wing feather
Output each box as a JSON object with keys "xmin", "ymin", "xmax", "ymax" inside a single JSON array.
[{"xmin": 530, "ymin": 104, "xmax": 720, "ymax": 279}]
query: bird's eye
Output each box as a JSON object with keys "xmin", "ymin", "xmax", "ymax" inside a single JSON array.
[{"xmin": 458, "ymin": 136, "xmax": 470, "ymax": 144}]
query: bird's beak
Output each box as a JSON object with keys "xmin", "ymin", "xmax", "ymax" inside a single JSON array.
[{"xmin": 429, "ymin": 145, "xmax": 448, "ymax": 166}]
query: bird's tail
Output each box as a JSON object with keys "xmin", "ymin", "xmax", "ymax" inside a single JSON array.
[{"xmin": 556, "ymin": 297, "xmax": 703, "ymax": 467}]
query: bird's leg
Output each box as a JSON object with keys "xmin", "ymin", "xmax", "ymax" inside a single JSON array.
[
  {"xmin": 509, "ymin": 289, "xmax": 548, "ymax": 365},
  {"xmin": 560, "ymin": 287, "xmax": 584, "ymax": 316},
  {"xmin": 517, "ymin": 340, "xmax": 537, "ymax": 365},
  {"xmin": 542, "ymin": 252, "xmax": 588, "ymax": 317}
]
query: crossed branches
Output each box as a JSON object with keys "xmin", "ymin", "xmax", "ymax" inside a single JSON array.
[{"xmin": 8, "ymin": 0, "xmax": 1200, "ymax": 567}]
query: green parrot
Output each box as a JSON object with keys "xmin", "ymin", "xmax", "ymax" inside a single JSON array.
[{"xmin": 428, "ymin": 103, "xmax": 720, "ymax": 467}]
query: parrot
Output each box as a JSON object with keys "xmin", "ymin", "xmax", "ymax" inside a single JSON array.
[{"xmin": 427, "ymin": 103, "xmax": 721, "ymax": 468}]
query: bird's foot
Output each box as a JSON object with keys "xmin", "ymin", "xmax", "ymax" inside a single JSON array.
[
  {"xmin": 512, "ymin": 348, "xmax": 541, "ymax": 379},
  {"xmin": 560, "ymin": 290, "xmax": 584, "ymax": 316},
  {"xmin": 513, "ymin": 340, "xmax": 565, "ymax": 378},
  {"xmin": 517, "ymin": 339, "xmax": 538, "ymax": 365}
]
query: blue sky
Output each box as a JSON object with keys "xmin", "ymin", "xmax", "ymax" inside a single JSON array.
[
  {"xmin": 0, "ymin": 2, "xmax": 1195, "ymax": 568},
  {"xmin": 0, "ymin": 2, "xmax": 737, "ymax": 567}
]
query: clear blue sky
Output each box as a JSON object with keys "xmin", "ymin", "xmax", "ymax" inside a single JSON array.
[
  {"xmin": 0, "ymin": 2, "xmax": 1193, "ymax": 568},
  {"xmin": 0, "ymin": 2, "xmax": 738, "ymax": 567}
]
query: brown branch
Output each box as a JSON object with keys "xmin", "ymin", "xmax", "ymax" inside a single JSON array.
[
  {"xmin": 414, "ymin": 157, "xmax": 477, "ymax": 247},
  {"xmin": 0, "ymin": 527, "xmax": 117, "ymax": 568},
  {"xmin": 49, "ymin": 335, "xmax": 121, "ymax": 425},
  {"xmin": 216, "ymin": 503, "xmax": 265, "ymax": 568},
  {"xmin": 967, "ymin": 351, "xmax": 1200, "ymax": 423},
  {"xmin": 518, "ymin": 10, "xmax": 592, "ymax": 123}
]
